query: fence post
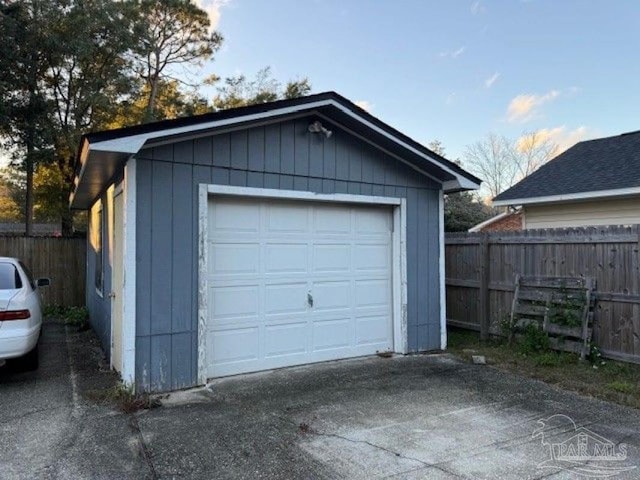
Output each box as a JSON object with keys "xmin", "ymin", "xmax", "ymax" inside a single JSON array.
[{"xmin": 479, "ymin": 233, "xmax": 491, "ymax": 340}]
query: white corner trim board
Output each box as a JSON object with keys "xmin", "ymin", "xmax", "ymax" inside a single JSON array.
[
  {"xmin": 197, "ymin": 185, "xmax": 409, "ymax": 386},
  {"xmin": 121, "ymin": 157, "xmax": 137, "ymax": 388},
  {"xmin": 197, "ymin": 184, "xmax": 209, "ymax": 385},
  {"xmin": 438, "ymin": 190, "xmax": 447, "ymax": 350}
]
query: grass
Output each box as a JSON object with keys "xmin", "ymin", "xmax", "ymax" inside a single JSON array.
[
  {"xmin": 447, "ymin": 328, "xmax": 640, "ymax": 409},
  {"xmin": 44, "ymin": 305, "xmax": 89, "ymax": 329}
]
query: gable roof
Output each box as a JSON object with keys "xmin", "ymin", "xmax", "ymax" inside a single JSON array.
[
  {"xmin": 70, "ymin": 91, "xmax": 481, "ymax": 209},
  {"xmin": 493, "ymin": 130, "xmax": 640, "ymax": 206}
]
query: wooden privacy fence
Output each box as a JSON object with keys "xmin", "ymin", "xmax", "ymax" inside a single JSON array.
[
  {"xmin": 446, "ymin": 226, "xmax": 640, "ymax": 364},
  {"xmin": 0, "ymin": 236, "xmax": 86, "ymax": 307}
]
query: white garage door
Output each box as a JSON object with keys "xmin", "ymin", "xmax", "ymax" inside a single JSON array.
[{"xmin": 206, "ymin": 196, "xmax": 394, "ymax": 378}]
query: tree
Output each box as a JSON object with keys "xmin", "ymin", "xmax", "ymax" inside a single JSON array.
[
  {"xmin": 463, "ymin": 134, "xmax": 516, "ymax": 199},
  {"xmin": 133, "ymin": 0, "xmax": 223, "ymax": 122},
  {"xmin": 463, "ymin": 132, "xmax": 559, "ymax": 200},
  {"xmin": 514, "ymin": 130, "xmax": 558, "ymax": 178},
  {"xmin": 0, "ymin": 0, "xmax": 54, "ymax": 235},
  {"xmin": 444, "ymin": 192, "xmax": 494, "ymax": 232},
  {"xmin": 105, "ymin": 79, "xmax": 212, "ymax": 129},
  {"xmin": 426, "ymin": 140, "xmax": 494, "ymax": 231},
  {"xmin": 212, "ymin": 67, "xmax": 312, "ymax": 110},
  {"xmin": 44, "ymin": 0, "xmax": 139, "ymax": 234}
]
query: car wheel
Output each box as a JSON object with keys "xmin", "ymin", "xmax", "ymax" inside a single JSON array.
[{"xmin": 13, "ymin": 343, "xmax": 39, "ymax": 372}]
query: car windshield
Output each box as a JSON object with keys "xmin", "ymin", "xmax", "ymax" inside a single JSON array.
[{"xmin": 0, "ymin": 263, "xmax": 22, "ymax": 290}]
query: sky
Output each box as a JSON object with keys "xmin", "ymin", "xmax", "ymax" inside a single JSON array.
[{"xmin": 197, "ymin": 0, "xmax": 640, "ymax": 162}]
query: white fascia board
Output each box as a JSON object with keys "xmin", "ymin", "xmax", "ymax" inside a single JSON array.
[
  {"xmin": 84, "ymin": 99, "xmax": 479, "ymax": 191},
  {"xmin": 493, "ymin": 186, "xmax": 640, "ymax": 207},
  {"xmin": 325, "ymin": 101, "xmax": 480, "ymax": 191}
]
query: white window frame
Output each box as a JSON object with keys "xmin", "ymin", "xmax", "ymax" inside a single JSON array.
[{"xmin": 197, "ymin": 184, "xmax": 408, "ymax": 385}]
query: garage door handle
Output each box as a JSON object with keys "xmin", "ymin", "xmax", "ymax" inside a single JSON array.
[{"xmin": 307, "ymin": 292, "xmax": 313, "ymax": 308}]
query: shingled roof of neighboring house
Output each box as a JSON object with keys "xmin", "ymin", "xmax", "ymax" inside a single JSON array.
[{"xmin": 493, "ymin": 130, "xmax": 640, "ymax": 205}]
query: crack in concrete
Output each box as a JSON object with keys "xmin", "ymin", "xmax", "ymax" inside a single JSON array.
[
  {"xmin": 272, "ymin": 413, "xmax": 465, "ymax": 479},
  {"xmin": 0, "ymin": 405, "xmax": 68, "ymax": 425},
  {"xmin": 129, "ymin": 414, "xmax": 159, "ymax": 480}
]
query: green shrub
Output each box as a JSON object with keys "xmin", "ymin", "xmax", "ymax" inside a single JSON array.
[{"xmin": 518, "ymin": 324, "xmax": 551, "ymax": 355}]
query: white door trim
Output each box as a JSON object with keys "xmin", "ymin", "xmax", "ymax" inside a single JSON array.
[
  {"xmin": 197, "ymin": 185, "xmax": 408, "ymax": 385},
  {"xmin": 121, "ymin": 158, "xmax": 137, "ymax": 388}
]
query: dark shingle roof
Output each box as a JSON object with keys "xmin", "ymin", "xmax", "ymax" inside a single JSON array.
[{"xmin": 494, "ymin": 130, "xmax": 640, "ymax": 203}]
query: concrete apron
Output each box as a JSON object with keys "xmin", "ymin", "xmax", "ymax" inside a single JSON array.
[{"xmin": 148, "ymin": 354, "xmax": 640, "ymax": 479}]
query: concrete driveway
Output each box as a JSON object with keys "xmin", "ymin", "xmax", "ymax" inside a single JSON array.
[{"xmin": 2, "ymin": 322, "xmax": 640, "ymax": 479}]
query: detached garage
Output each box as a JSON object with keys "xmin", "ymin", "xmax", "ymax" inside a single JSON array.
[{"xmin": 70, "ymin": 92, "xmax": 480, "ymax": 393}]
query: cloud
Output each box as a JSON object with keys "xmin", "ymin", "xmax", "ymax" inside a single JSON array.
[
  {"xmin": 506, "ymin": 90, "xmax": 560, "ymax": 123},
  {"xmin": 439, "ymin": 46, "xmax": 466, "ymax": 59},
  {"xmin": 516, "ymin": 126, "xmax": 592, "ymax": 154},
  {"xmin": 193, "ymin": 0, "xmax": 232, "ymax": 31},
  {"xmin": 470, "ymin": 0, "xmax": 485, "ymax": 14},
  {"xmin": 485, "ymin": 72, "xmax": 500, "ymax": 88},
  {"xmin": 354, "ymin": 100, "xmax": 373, "ymax": 112},
  {"xmin": 445, "ymin": 93, "xmax": 456, "ymax": 105}
]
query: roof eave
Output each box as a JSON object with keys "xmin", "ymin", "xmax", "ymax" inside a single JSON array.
[
  {"xmin": 71, "ymin": 95, "xmax": 481, "ymax": 209},
  {"xmin": 493, "ymin": 186, "xmax": 640, "ymax": 207}
]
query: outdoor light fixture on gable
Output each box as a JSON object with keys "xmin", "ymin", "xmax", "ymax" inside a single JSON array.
[{"xmin": 308, "ymin": 120, "xmax": 333, "ymax": 139}]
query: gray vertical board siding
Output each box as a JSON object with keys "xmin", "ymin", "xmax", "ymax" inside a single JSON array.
[
  {"xmin": 171, "ymin": 163, "xmax": 193, "ymax": 334},
  {"xmin": 405, "ymin": 188, "xmax": 419, "ymax": 351},
  {"xmin": 86, "ymin": 189, "xmax": 113, "ymax": 356},
  {"xmin": 150, "ymin": 161, "xmax": 173, "ymax": 336},
  {"xmin": 134, "ymin": 115, "xmax": 442, "ymax": 392},
  {"xmin": 248, "ymin": 128, "xmax": 265, "ymax": 172}
]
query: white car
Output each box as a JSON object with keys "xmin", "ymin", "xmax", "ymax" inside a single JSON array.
[{"xmin": 0, "ymin": 257, "xmax": 49, "ymax": 370}]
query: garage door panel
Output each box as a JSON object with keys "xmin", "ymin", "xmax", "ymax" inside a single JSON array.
[
  {"xmin": 211, "ymin": 244, "xmax": 260, "ymax": 276},
  {"xmin": 267, "ymin": 204, "xmax": 308, "ymax": 233},
  {"xmin": 355, "ymin": 279, "xmax": 391, "ymax": 308},
  {"xmin": 210, "ymin": 285, "xmax": 259, "ymax": 320},
  {"xmin": 210, "ymin": 327, "xmax": 260, "ymax": 364},
  {"xmin": 354, "ymin": 244, "xmax": 391, "ymax": 272},
  {"xmin": 312, "ymin": 280, "xmax": 350, "ymax": 311},
  {"xmin": 312, "ymin": 318, "xmax": 352, "ymax": 351},
  {"xmin": 314, "ymin": 206, "xmax": 351, "ymax": 234},
  {"xmin": 207, "ymin": 197, "xmax": 394, "ymax": 379},
  {"xmin": 265, "ymin": 283, "xmax": 308, "ymax": 315},
  {"xmin": 355, "ymin": 208, "xmax": 392, "ymax": 234},
  {"xmin": 265, "ymin": 243, "xmax": 307, "ymax": 274},
  {"xmin": 210, "ymin": 201, "xmax": 260, "ymax": 234},
  {"xmin": 265, "ymin": 322, "xmax": 308, "ymax": 357},
  {"xmin": 313, "ymin": 244, "xmax": 350, "ymax": 272},
  {"xmin": 356, "ymin": 315, "xmax": 391, "ymax": 346}
]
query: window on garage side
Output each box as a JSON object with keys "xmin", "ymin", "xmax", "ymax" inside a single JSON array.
[{"xmin": 92, "ymin": 203, "xmax": 104, "ymax": 295}]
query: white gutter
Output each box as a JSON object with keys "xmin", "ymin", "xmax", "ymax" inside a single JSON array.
[{"xmin": 493, "ymin": 185, "xmax": 640, "ymax": 207}]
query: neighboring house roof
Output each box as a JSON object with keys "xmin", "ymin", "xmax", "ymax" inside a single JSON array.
[
  {"xmin": 493, "ymin": 130, "xmax": 640, "ymax": 206},
  {"xmin": 70, "ymin": 91, "xmax": 481, "ymax": 209},
  {"xmin": 468, "ymin": 209, "xmax": 523, "ymax": 232}
]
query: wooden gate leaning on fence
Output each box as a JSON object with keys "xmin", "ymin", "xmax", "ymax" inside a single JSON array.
[
  {"xmin": 0, "ymin": 236, "xmax": 86, "ymax": 307},
  {"xmin": 445, "ymin": 226, "xmax": 640, "ymax": 364}
]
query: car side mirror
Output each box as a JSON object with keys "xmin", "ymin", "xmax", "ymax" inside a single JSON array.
[{"xmin": 36, "ymin": 278, "xmax": 50, "ymax": 287}]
